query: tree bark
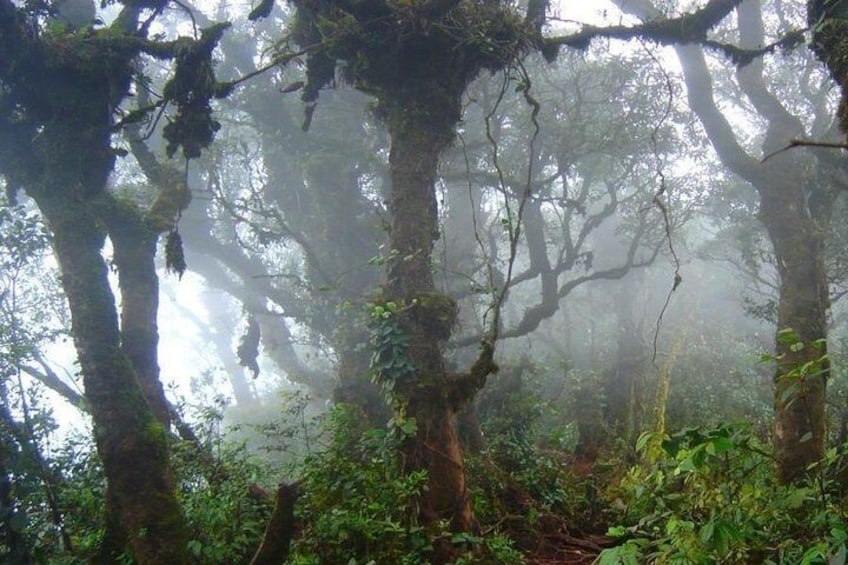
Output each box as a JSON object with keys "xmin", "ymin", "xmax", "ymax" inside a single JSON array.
[
  {"xmin": 759, "ymin": 163, "xmax": 830, "ymax": 482},
  {"xmin": 383, "ymin": 91, "xmax": 469, "ymax": 528},
  {"xmin": 32, "ymin": 194, "xmax": 189, "ymax": 564},
  {"xmin": 249, "ymin": 483, "xmax": 298, "ymax": 565},
  {"xmin": 106, "ymin": 205, "xmax": 171, "ymax": 428}
]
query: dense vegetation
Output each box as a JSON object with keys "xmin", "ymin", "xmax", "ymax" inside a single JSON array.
[{"xmin": 3, "ymin": 0, "xmax": 848, "ymax": 563}]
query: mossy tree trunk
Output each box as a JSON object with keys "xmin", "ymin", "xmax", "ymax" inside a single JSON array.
[
  {"xmin": 288, "ymin": 0, "xmax": 525, "ymax": 533},
  {"xmin": 759, "ymin": 168, "xmax": 830, "ymax": 483},
  {"xmin": 33, "ymin": 194, "xmax": 189, "ymax": 564},
  {"xmin": 0, "ymin": 3, "xmax": 194, "ymax": 560},
  {"xmin": 107, "ymin": 211, "xmax": 171, "ymax": 428},
  {"xmin": 97, "ymin": 200, "xmax": 182, "ymax": 561},
  {"xmin": 383, "ymin": 89, "xmax": 477, "ymax": 529}
]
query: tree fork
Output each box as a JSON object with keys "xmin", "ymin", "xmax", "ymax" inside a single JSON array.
[{"xmin": 33, "ymin": 194, "xmax": 189, "ymax": 564}]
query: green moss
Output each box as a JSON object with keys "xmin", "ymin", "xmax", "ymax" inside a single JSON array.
[
  {"xmin": 292, "ymin": 0, "xmax": 533, "ymax": 114},
  {"xmin": 144, "ymin": 418, "xmax": 167, "ymax": 442},
  {"xmin": 145, "ymin": 178, "xmax": 191, "ymax": 232},
  {"xmin": 410, "ymin": 291, "xmax": 457, "ymax": 340}
]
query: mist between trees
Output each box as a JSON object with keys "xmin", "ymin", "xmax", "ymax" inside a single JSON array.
[{"xmin": 3, "ymin": 0, "xmax": 848, "ymax": 563}]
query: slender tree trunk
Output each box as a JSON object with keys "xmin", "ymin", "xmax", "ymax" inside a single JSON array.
[
  {"xmin": 605, "ymin": 280, "xmax": 645, "ymax": 444},
  {"xmin": 108, "ymin": 213, "xmax": 171, "ymax": 428},
  {"xmin": 32, "ymin": 194, "xmax": 188, "ymax": 564}
]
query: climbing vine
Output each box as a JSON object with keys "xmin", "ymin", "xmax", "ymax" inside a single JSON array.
[{"xmin": 366, "ymin": 301, "xmax": 418, "ymax": 411}]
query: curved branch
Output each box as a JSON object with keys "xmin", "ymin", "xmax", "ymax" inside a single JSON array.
[
  {"xmin": 21, "ymin": 354, "xmax": 86, "ymax": 410},
  {"xmin": 454, "ymin": 216, "xmax": 661, "ymax": 347},
  {"xmin": 735, "ymin": 0, "xmax": 806, "ymax": 152},
  {"xmin": 548, "ymin": 0, "xmax": 743, "ymax": 52}
]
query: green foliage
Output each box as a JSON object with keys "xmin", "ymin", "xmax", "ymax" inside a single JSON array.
[
  {"xmin": 172, "ymin": 407, "xmax": 273, "ymax": 564},
  {"xmin": 0, "ymin": 205, "xmax": 50, "ymax": 273},
  {"xmin": 367, "ymin": 301, "xmax": 418, "ymax": 407},
  {"xmin": 289, "ymin": 405, "xmax": 524, "ymax": 564},
  {"xmin": 664, "ymin": 333, "xmax": 772, "ymax": 431},
  {"xmin": 452, "ymin": 534, "xmax": 525, "ymax": 565},
  {"xmin": 0, "ymin": 205, "xmax": 62, "ymax": 363},
  {"xmin": 5, "ymin": 409, "xmax": 273, "ymax": 564},
  {"xmin": 288, "ymin": 405, "xmax": 430, "ymax": 564},
  {"xmin": 768, "ymin": 329, "xmax": 830, "ymax": 405},
  {"xmin": 0, "ymin": 204, "xmax": 72, "ymax": 563},
  {"xmin": 0, "ymin": 390, "xmax": 70, "ymax": 563},
  {"xmin": 470, "ymin": 365, "xmax": 593, "ymax": 527},
  {"xmin": 50, "ymin": 433, "xmax": 106, "ymax": 562},
  {"xmin": 600, "ymin": 422, "xmax": 848, "ymax": 563},
  {"xmin": 225, "ymin": 389, "xmax": 323, "ymax": 480}
]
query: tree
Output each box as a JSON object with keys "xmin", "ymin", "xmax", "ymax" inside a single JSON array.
[
  {"xmin": 0, "ymin": 1, "xmax": 233, "ymax": 560},
  {"xmin": 613, "ymin": 0, "xmax": 846, "ymax": 482},
  {"xmin": 267, "ymin": 0, "xmax": 746, "ymax": 534},
  {"xmin": 809, "ymin": 0, "xmax": 848, "ymax": 137},
  {"xmin": 283, "ymin": 0, "xmax": 532, "ymax": 532}
]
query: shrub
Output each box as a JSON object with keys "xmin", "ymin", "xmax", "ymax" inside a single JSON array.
[{"xmin": 599, "ymin": 422, "xmax": 848, "ymax": 564}]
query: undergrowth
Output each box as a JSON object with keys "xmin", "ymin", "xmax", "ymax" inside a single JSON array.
[
  {"xmin": 288, "ymin": 405, "xmax": 524, "ymax": 564},
  {"xmin": 599, "ymin": 422, "xmax": 848, "ymax": 564}
]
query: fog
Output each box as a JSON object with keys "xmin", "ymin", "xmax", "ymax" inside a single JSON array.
[{"xmin": 2, "ymin": 0, "xmax": 847, "ymax": 562}]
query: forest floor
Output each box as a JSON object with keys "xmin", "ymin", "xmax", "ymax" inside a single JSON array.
[
  {"xmin": 494, "ymin": 490, "xmax": 616, "ymax": 564},
  {"xmin": 511, "ymin": 454, "xmax": 619, "ymax": 564},
  {"xmin": 522, "ymin": 522, "xmax": 614, "ymax": 564}
]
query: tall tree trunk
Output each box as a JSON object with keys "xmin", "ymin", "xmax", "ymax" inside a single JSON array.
[
  {"xmin": 759, "ymin": 170, "xmax": 830, "ymax": 483},
  {"xmin": 287, "ymin": 0, "xmax": 528, "ymax": 536},
  {"xmin": 377, "ymin": 86, "xmax": 499, "ymax": 534},
  {"xmin": 32, "ymin": 194, "xmax": 188, "ymax": 564},
  {"xmin": 381, "ymin": 89, "xmax": 486, "ymax": 530},
  {"xmin": 95, "ymin": 201, "xmax": 179, "ymax": 561}
]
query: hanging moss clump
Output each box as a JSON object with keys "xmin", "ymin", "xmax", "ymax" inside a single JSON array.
[
  {"xmin": 161, "ymin": 23, "xmax": 231, "ymax": 159},
  {"xmin": 164, "ymin": 228, "xmax": 187, "ymax": 279}
]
